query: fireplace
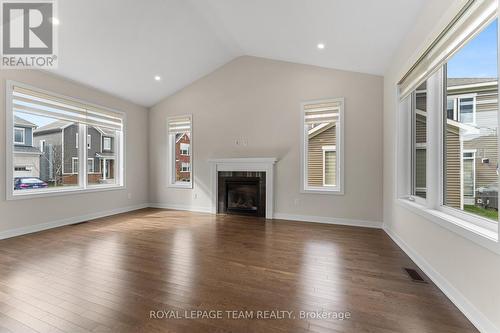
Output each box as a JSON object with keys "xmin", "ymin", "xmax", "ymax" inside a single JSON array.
[{"xmin": 218, "ymin": 171, "xmax": 266, "ymax": 217}]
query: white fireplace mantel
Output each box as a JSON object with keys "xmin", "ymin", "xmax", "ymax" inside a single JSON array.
[{"xmin": 208, "ymin": 158, "xmax": 278, "ymax": 219}]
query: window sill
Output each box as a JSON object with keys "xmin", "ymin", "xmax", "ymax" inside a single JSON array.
[
  {"xmin": 301, "ymin": 187, "xmax": 344, "ymax": 195},
  {"xmin": 396, "ymin": 198, "xmax": 499, "ymax": 255},
  {"xmin": 7, "ymin": 184, "xmax": 125, "ymax": 201},
  {"xmin": 168, "ymin": 182, "xmax": 193, "ymax": 189}
]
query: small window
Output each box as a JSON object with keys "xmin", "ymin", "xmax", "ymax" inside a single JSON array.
[
  {"xmin": 180, "ymin": 143, "xmax": 190, "ymax": 155},
  {"xmin": 103, "ymin": 137, "xmax": 112, "ymax": 151},
  {"xmin": 72, "ymin": 157, "xmax": 79, "ymax": 174},
  {"xmin": 167, "ymin": 115, "xmax": 193, "ymax": 188},
  {"xmin": 39, "ymin": 140, "xmax": 46, "ymax": 152},
  {"xmin": 14, "ymin": 127, "xmax": 25, "ymax": 144},
  {"xmin": 75, "ymin": 133, "xmax": 79, "ymax": 148},
  {"xmin": 87, "ymin": 158, "xmax": 95, "ymax": 173},
  {"xmin": 322, "ymin": 146, "xmax": 336, "ymax": 186},
  {"xmin": 301, "ymin": 98, "xmax": 344, "ymax": 193},
  {"xmin": 87, "ymin": 134, "xmax": 91, "ymax": 149}
]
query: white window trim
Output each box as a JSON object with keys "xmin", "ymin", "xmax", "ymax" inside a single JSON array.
[
  {"xmin": 5, "ymin": 80, "xmax": 127, "ymax": 200},
  {"xmin": 462, "ymin": 149, "xmax": 476, "ymax": 200},
  {"xmin": 14, "ymin": 127, "xmax": 25, "ymax": 145},
  {"xmin": 87, "ymin": 158, "xmax": 95, "ymax": 173},
  {"xmin": 300, "ymin": 98, "xmax": 344, "ymax": 195},
  {"xmin": 72, "ymin": 157, "xmax": 79, "ymax": 174},
  {"xmin": 448, "ymin": 94, "xmax": 477, "ymax": 125},
  {"xmin": 181, "ymin": 162, "xmax": 191, "ymax": 172},
  {"xmin": 396, "ymin": 69, "xmax": 500, "ymax": 255},
  {"xmin": 75, "ymin": 132, "xmax": 79, "ymax": 148},
  {"xmin": 167, "ymin": 114, "xmax": 193, "ymax": 189},
  {"xmin": 180, "ymin": 143, "xmax": 190, "ymax": 156},
  {"xmin": 39, "ymin": 139, "xmax": 46, "ymax": 153},
  {"xmin": 322, "ymin": 145, "xmax": 336, "ymax": 187},
  {"xmin": 103, "ymin": 137, "xmax": 112, "ymax": 151}
]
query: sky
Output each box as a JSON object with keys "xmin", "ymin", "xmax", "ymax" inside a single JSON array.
[{"xmin": 447, "ymin": 19, "xmax": 498, "ymax": 78}]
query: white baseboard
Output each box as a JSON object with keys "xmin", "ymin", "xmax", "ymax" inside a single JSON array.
[
  {"xmin": 274, "ymin": 212, "xmax": 383, "ymax": 229},
  {"xmin": 0, "ymin": 203, "xmax": 149, "ymax": 240},
  {"xmin": 383, "ymin": 226, "xmax": 498, "ymax": 333},
  {"xmin": 149, "ymin": 203, "xmax": 212, "ymax": 214}
]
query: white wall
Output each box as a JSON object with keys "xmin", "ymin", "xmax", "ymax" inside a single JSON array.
[
  {"xmin": 0, "ymin": 70, "xmax": 149, "ymax": 237},
  {"xmin": 383, "ymin": 1, "xmax": 500, "ymax": 331},
  {"xmin": 149, "ymin": 56, "xmax": 383, "ymax": 225}
]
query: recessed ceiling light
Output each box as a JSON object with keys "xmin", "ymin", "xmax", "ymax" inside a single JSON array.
[
  {"xmin": 154, "ymin": 75, "xmax": 161, "ymax": 81},
  {"xmin": 50, "ymin": 17, "xmax": 60, "ymax": 25},
  {"xmin": 317, "ymin": 43, "xmax": 325, "ymax": 50}
]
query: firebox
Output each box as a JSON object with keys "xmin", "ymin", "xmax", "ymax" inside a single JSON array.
[{"xmin": 218, "ymin": 171, "xmax": 266, "ymax": 217}]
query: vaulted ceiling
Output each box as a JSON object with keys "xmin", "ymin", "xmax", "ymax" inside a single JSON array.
[{"xmin": 53, "ymin": 0, "xmax": 427, "ymax": 107}]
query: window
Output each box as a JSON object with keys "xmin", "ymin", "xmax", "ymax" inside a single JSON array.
[
  {"xmin": 167, "ymin": 115, "xmax": 193, "ymax": 188},
  {"xmin": 412, "ymin": 82, "xmax": 427, "ymax": 200},
  {"xmin": 301, "ymin": 98, "xmax": 344, "ymax": 193},
  {"xmin": 322, "ymin": 146, "xmax": 336, "ymax": 186},
  {"xmin": 39, "ymin": 140, "xmax": 46, "ymax": 153},
  {"xmin": 72, "ymin": 157, "xmax": 79, "ymax": 174},
  {"xmin": 87, "ymin": 158, "xmax": 95, "ymax": 173},
  {"xmin": 397, "ymin": 1, "xmax": 499, "ymax": 250},
  {"xmin": 6, "ymin": 81, "xmax": 125, "ymax": 199},
  {"xmin": 446, "ymin": 95, "xmax": 476, "ymax": 124},
  {"xmin": 14, "ymin": 127, "xmax": 25, "ymax": 144},
  {"xmin": 180, "ymin": 143, "xmax": 190, "ymax": 155},
  {"xmin": 103, "ymin": 137, "xmax": 112, "ymax": 151}
]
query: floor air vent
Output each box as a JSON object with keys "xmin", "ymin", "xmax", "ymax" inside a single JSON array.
[{"xmin": 404, "ymin": 268, "xmax": 427, "ymax": 283}]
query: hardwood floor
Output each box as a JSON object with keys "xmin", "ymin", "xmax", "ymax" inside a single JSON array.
[{"xmin": 0, "ymin": 209, "xmax": 476, "ymax": 333}]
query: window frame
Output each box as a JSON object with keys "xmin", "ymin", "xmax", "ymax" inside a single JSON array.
[
  {"xmin": 300, "ymin": 98, "xmax": 345, "ymax": 195},
  {"xmin": 72, "ymin": 157, "xmax": 79, "ymax": 174},
  {"xmin": 396, "ymin": 69, "xmax": 499, "ymax": 255},
  {"xmin": 447, "ymin": 93, "xmax": 477, "ymax": 124},
  {"xmin": 322, "ymin": 145, "xmax": 337, "ymax": 187},
  {"xmin": 87, "ymin": 134, "xmax": 91, "ymax": 149},
  {"xmin": 6, "ymin": 80, "xmax": 127, "ymax": 200},
  {"xmin": 87, "ymin": 158, "xmax": 95, "ymax": 173},
  {"xmin": 103, "ymin": 137, "xmax": 112, "ymax": 151},
  {"xmin": 167, "ymin": 114, "xmax": 193, "ymax": 189},
  {"xmin": 14, "ymin": 127, "xmax": 25, "ymax": 145}
]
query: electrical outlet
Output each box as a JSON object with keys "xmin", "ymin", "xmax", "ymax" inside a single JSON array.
[
  {"xmin": 294, "ymin": 198, "xmax": 300, "ymax": 206},
  {"xmin": 194, "ymin": 193, "xmax": 198, "ymax": 199}
]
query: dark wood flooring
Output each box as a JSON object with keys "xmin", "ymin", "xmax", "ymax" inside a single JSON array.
[{"xmin": 0, "ymin": 209, "xmax": 477, "ymax": 332}]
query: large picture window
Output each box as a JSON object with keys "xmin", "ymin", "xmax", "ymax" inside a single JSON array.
[
  {"xmin": 301, "ymin": 98, "xmax": 344, "ymax": 194},
  {"xmin": 6, "ymin": 81, "xmax": 125, "ymax": 199},
  {"xmin": 397, "ymin": 0, "xmax": 499, "ymax": 250},
  {"xmin": 167, "ymin": 115, "xmax": 193, "ymax": 188}
]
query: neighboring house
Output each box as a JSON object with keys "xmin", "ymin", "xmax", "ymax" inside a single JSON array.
[
  {"xmin": 447, "ymin": 78, "xmax": 498, "ymax": 207},
  {"xmin": 13, "ymin": 116, "xmax": 41, "ymax": 178},
  {"xmin": 33, "ymin": 121, "xmax": 115, "ymax": 186},
  {"xmin": 415, "ymin": 78, "xmax": 498, "ymax": 209},
  {"xmin": 308, "ymin": 124, "xmax": 336, "ymax": 186},
  {"xmin": 175, "ymin": 133, "xmax": 191, "ymax": 182}
]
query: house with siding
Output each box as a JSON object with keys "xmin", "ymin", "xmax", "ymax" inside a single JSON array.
[
  {"xmin": 307, "ymin": 124, "xmax": 336, "ymax": 187},
  {"xmin": 33, "ymin": 121, "xmax": 116, "ymax": 186},
  {"xmin": 415, "ymin": 78, "xmax": 498, "ymax": 209},
  {"xmin": 13, "ymin": 116, "xmax": 42, "ymax": 178}
]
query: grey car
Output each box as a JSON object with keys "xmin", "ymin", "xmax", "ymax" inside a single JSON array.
[{"xmin": 476, "ymin": 182, "xmax": 498, "ymax": 210}]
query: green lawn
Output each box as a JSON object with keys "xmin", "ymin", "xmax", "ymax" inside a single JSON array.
[{"xmin": 464, "ymin": 205, "xmax": 498, "ymax": 221}]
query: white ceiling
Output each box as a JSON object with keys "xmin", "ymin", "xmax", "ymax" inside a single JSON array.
[{"xmin": 53, "ymin": 0, "xmax": 427, "ymax": 107}]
